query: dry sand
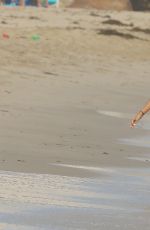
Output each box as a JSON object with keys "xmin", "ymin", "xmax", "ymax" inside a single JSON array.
[
  {"xmin": 0, "ymin": 7, "xmax": 149, "ymax": 175},
  {"xmin": 70, "ymin": 0, "xmax": 133, "ymax": 10}
]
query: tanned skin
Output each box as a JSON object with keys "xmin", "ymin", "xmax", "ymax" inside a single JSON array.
[{"xmin": 131, "ymin": 100, "xmax": 150, "ymax": 128}]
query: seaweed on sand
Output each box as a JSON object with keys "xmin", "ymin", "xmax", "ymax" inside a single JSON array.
[
  {"xmin": 102, "ymin": 19, "xmax": 133, "ymax": 27},
  {"xmin": 97, "ymin": 29, "xmax": 144, "ymax": 40}
]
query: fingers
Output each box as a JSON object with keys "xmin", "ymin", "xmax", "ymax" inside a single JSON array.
[
  {"xmin": 130, "ymin": 119, "xmax": 136, "ymax": 128},
  {"xmin": 130, "ymin": 123, "xmax": 136, "ymax": 128}
]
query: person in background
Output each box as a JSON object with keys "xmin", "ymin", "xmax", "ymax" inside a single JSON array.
[
  {"xmin": 19, "ymin": 0, "xmax": 49, "ymax": 7},
  {"xmin": 36, "ymin": 0, "xmax": 49, "ymax": 7},
  {"xmin": 19, "ymin": 0, "xmax": 25, "ymax": 6},
  {"xmin": 130, "ymin": 100, "xmax": 150, "ymax": 128}
]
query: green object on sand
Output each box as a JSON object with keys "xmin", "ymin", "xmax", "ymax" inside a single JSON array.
[{"xmin": 32, "ymin": 34, "xmax": 40, "ymax": 41}]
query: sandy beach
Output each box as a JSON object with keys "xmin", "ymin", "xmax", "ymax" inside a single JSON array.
[{"xmin": 0, "ymin": 6, "xmax": 150, "ymax": 229}]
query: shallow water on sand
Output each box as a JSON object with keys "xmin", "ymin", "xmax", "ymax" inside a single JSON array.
[
  {"xmin": 98, "ymin": 110, "xmax": 150, "ymax": 148},
  {"xmin": 120, "ymin": 135, "xmax": 150, "ymax": 148},
  {"xmin": 0, "ymin": 166, "xmax": 150, "ymax": 230}
]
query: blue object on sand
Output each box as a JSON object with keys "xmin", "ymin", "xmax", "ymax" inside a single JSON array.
[
  {"xmin": 25, "ymin": 0, "xmax": 31, "ymax": 5},
  {"xmin": 4, "ymin": 0, "xmax": 16, "ymax": 6},
  {"xmin": 5, "ymin": 0, "xmax": 57, "ymax": 5},
  {"xmin": 48, "ymin": 0, "xmax": 57, "ymax": 4},
  {"xmin": 5, "ymin": 3, "xmax": 16, "ymax": 6},
  {"xmin": 5, "ymin": 0, "xmax": 31, "ymax": 5}
]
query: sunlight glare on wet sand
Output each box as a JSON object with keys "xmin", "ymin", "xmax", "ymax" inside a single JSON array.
[{"xmin": 0, "ymin": 167, "xmax": 150, "ymax": 229}]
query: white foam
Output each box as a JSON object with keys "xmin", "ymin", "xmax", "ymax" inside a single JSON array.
[
  {"xmin": 128, "ymin": 156, "xmax": 150, "ymax": 162},
  {"xmin": 97, "ymin": 110, "xmax": 131, "ymax": 119},
  {"xmin": 50, "ymin": 163, "xmax": 115, "ymax": 173},
  {"xmin": 97, "ymin": 110, "xmax": 150, "ymax": 130},
  {"xmin": 119, "ymin": 136, "xmax": 150, "ymax": 148}
]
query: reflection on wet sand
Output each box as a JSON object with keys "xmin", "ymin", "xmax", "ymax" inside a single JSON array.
[
  {"xmin": 0, "ymin": 166, "xmax": 150, "ymax": 229},
  {"xmin": 120, "ymin": 136, "xmax": 150, "ymax": 148}
]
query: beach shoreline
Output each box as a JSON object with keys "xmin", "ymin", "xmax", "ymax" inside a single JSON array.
[{"xmin": 0, "ymin": 7, "xmax": 150, "ymax": 230}]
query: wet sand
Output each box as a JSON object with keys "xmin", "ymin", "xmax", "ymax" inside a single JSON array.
[
  {"xmin": 0, "ymin": 167, "xmax": 150, "ymax": 229},
  {"xmin": 0, "ymin": 6, "xmax": 150, "ymax": 229}
]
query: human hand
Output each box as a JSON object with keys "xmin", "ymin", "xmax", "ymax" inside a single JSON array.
[{"xmin": 130, "ymin": 111, "xmax": 144, "ymax": 128}]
